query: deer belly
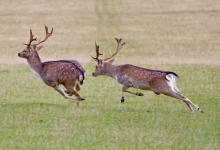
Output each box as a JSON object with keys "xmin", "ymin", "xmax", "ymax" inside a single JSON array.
[
  {"xmin": 41, "ymin": 70, "xmax": 76, "ymax": 85},
  {"xmin": 131, "ymin": 81, "xmax": 150, "ymax": 90},
  {"xmin": 116, "ymin": 75, "xmax": 148, "ymax": 89}
]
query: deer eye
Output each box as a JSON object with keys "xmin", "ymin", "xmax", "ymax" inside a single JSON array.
[{"xmin": 24, "ymin": 48, "xmax": 30, "ymax": 52}]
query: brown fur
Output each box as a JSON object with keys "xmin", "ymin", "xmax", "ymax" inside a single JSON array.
[
  {"xmin": 92, "ymin": 38, "xmax": 203, "ymax": 112},
  {"xmin": 18, "ymin": 25, "xmax": 85, "ymax": 106}
]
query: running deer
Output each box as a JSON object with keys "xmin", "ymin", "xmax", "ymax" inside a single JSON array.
[
  {"xmin": 92, "ymin": 38, "xmax": 204, "ymax": 112},
  {"xmin": 18, "ymin": 25, "xmax": 85, "ymax": 106}
]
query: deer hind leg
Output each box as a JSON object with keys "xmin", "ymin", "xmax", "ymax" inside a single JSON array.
[
  {"xmin": 165, "ymin": 91, "xmax": 195, "ymax": 112},
  {"xmin": 163, "ymin": 80, "xmax": 204, "ymax": 113},
  {"xmin": 151, "ymin": 76, "xmax": 203, "ymax": 113},
  {"xmin": 64, "ymin": 81, "xmax": 85, "ymax": 107},
  {"xmin": 47, "ymin": 81, "xmax": 76, "ymax": 100},
  {"xmin": 53, "ymin": 86, "xmax": 77, "ymax": 100},
  {"xmin": 69, "ymin": 90, "xmax": 84, "ymax": 107},
  {"xmin": 168, "ymin": 92, "xmax": 204, "ymax": 113},
  {"xmin": 65, "ymin": 81, "xmax": 80, "ymax": 94},
  {"xmin": 75, "ymin": 83, "xmax": 80, "ymax": 92}
]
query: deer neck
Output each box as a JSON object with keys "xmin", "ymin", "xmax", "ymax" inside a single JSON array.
[
  {"xmin": 27, "ymin": 52, "xmax": 42, "ymax": 75},
  {"xmin": 103, "ymin": 64, "xmax": 118, "ymax": 78}
]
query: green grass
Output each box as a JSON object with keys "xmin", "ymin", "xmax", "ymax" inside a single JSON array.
[
  {"xmin": 0, "ymin": 64, "xmax": 219, "ymax": 150},
  {"xmin": 1, "ymin": 0, "xmax": 220, "ymax": 149}
]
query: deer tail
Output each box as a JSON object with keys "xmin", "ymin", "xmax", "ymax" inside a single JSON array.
[
  {"xmin": 165, "ymin": 71, "xmax": 179, "ymax": 78},
  {"xmin": 78, "ymin": 72, "xmax": 85, "ymax": 85}
]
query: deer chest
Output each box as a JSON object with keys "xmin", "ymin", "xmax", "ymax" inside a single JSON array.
[{"xmin": 115, "ymin": 74, "xmax": 135, "ymax": 87}]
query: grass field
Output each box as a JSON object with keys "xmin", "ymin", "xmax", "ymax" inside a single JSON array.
[{"xmin": 0, "ymin": 0, "xmax": 220, "ymax": 149}]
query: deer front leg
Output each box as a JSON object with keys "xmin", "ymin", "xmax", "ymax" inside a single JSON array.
[
  {"xmin": 126, "ymin": 90, "xmax": 144, "ymax": 96},
  {"xmin": 122, "ymin": 86, "xmax": 144, "ymax": 97},
  {"xmin": 121, "ymin": 86, "xmax": 127, "ymax": 103},
  {"xmin": 53, "ymin": 86, "xmax": 77, "ymax": 100},
  {"xmin": 121, "ymin": 86, "xmax": 144, "ymax": 103},
  {"xmin": 69, "ymin": 90, "xmax": 85, "ymax": 107}
]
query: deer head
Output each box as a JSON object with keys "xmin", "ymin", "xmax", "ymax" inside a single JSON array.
[
  {"xmin": 92, "ymin": 38, "xmax": 125, "ymax": 76},
  {"xmin": 18, "ymin": 25, "xmax": 53, "ymax": 59}
]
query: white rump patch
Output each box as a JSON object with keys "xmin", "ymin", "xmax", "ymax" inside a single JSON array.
[
  {"xmin": 77, "ymin": 72, "xmax": 85, "ymax": 83},
  {"xmin": 79, "ymin": 75, "xmax": 83, "ymax": 82},
  {"xmin": 79, "ymin": 72, "xmax": 86, "ymax": 83},
  {"xmin": 166, "ymin": 74, "xmax": 180, "ymax": 93},
  {"xmin": 165, "ymin": 74, "xmax": 176, "ymax": 82}
]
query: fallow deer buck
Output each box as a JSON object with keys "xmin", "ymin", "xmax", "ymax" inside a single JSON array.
[
  {"xmin": 18, "ymin": 25, "xmax": 85, "ymax": 106},
  {"xmin": 92, "ymin": 38, "xmax": 204, "ymax": 113}
]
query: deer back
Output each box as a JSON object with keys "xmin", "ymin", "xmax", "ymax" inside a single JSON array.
[
  {"xmin": 40, "ymin": 60, "xmax": 85, "ymax": 85},
  {"xmin": 115, "ymin": 64, "xmax": 178, "ymax": 89}
]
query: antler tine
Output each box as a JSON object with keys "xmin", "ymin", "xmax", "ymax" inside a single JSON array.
[
  {"xmin": 103, "ymin": 37, "xmax": 125, "ymax": 61},
  {"xmin": 34, "ymin": 25, "xmax": 53, "ymax": 46},
  {"xmin": 24, "ymin": 29, "xmax": 37, "ymax": 46},
  {"xmin": 44, "ymin": 24, "xmax": 53, "ymax": 35},
  {"xmin": 92, "ymin": 41, "xmax": 103, "ymax": 61},
  {"xmin": 30, "ymin": 29, "xmax": 34, "ymax": 41}
]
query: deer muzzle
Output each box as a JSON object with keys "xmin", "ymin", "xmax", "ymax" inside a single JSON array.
[
  {"xmin": 18, "ymin": 52, "xmax": 27, "ymax": 58},
  {"xmin": 18, "ymin": 52, "xmax": 22, "ymax": 57},
  {"xmin": 92, "ymin": 72, "xmax": 97, "ymax": 77}
]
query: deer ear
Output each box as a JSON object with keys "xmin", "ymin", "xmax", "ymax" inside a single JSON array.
[
  {"xmin": 36, "ymin": 45, "xmax": 44, "ymax": 51},
  {"xmin": 108, "ymin": 59, "xmax": 115, "ymax": 63}
]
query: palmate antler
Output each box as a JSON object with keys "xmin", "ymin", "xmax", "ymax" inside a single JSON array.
[
  {"xmin": 92, "ymin": 41, "xmax": 103, "ymax": 62},
  {"xmin": 103, "ymin": 38, "xmax": 125, "ymax": 61}
]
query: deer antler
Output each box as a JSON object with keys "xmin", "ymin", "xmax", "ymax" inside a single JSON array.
[
  {"xmin": 92, "ymin": 41, "xmax": 103, "ymax": 61},
  {"xmin": 24, "ymin": 29, "xmax": 37, "ymax": 47},
  {"xmin": 34, "ymin": 25, "xmax": 53, "ymax": 46},
  {"xmin": 104, "ymin": 38, "xmax": 125, "ymax": 61}
]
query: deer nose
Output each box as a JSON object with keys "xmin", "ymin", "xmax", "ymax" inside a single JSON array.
[
  {"xmin": 92, "ymin": 72, "xmax": 95, "ymax": 76},
  {"xmin": 18, "ymin": 53, "xmax": 21, "ymax": 57}
]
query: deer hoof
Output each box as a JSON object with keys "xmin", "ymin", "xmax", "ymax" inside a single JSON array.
[
  {"xmin": 121, "ymin": 97, "xmax": 125, "ymax": 103},
  {"xmin": 198, "ymin": 108, "xmax": 204, "ymax": 113},
  {"xmin": 136, "ymin": 92, "xmax": 144, "ymax": 96},
  {"xmin": 154, "ymin": 92, "xmax": 160, "ymax": 95},
  {"xmin": 80, "ymin": 98, "xmax": 86, "ymax": 101}
]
